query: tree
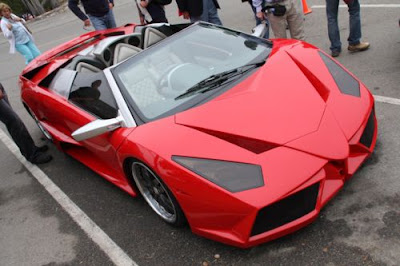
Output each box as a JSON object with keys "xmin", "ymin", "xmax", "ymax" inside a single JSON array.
[
  {"xmin": 21, "ymin": 0, "xmax": 46, "ymax": 15},
  {"xmin": 2, "ymin": 0, "xmax": 62, "ymax": 16}
]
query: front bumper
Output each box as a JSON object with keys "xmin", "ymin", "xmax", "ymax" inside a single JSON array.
[{"xmin": 191, "ymin": 108, "xmax": 377, "ymax": 248}]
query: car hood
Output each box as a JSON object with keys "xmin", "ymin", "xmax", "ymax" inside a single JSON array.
[{"xmin": 175, "ymin": 49, "xmax": 326, "ymax": 147}]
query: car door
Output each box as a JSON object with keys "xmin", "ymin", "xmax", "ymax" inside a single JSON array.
[{"xmin": 39, "ymin": 70, "xmax": 130, "ymax": 180}]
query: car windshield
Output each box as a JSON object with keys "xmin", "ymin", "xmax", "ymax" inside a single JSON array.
[{"xmin": 112, "ymin": 23, "xmax": 272, "ymax": 121}]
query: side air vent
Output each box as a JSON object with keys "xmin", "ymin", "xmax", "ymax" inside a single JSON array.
[
  {"xmin": 287, "ymin": 52, "xmax": 330, "ymax": 102},
  {"xmin": 360, "ymin": 109, "xmax": 375, "ymax": 148},
  {"xmin": 22, "ymin": 63, "xmax": 49, "ymax": 80},
  {"xmin": 189, "ymin": 127, "xmax": 277, "ymax": 154}
]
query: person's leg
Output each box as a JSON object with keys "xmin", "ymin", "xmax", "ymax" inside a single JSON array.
[
  {"xmin": 0, "ymin": 95, "xmax": 37, "ymax": 161},
  {"xmin": 87, "ymin": 14, "xmax": 108, "ymax": 30},
  {"xmin": 326, "ymin": 0, "xmax": 341, "ymax": 53},
  {"xmin": 190, "ymin": 16, "xmax": 202, "ymax": 23},
  {"xmin": 25, "ymin": 40, "xmax": 41, "ymax": 60},
  {"xmin": 104, "ymin": 9, "xmax": 117, "ymax": 29},
  {"xmin": 287, "ymin": 0, "xmax": 305, "ymax": 40},
  {"xmin": 206, "ymin": 0, "xmax": 222, "ymax": 25},
  {"xmin": 347, "ymin": 0, "xmax": 361, "ymax": 45},
  {"xmin": 15, "ymin": 43, "xmax": 34, "ymax": 65},
  {"xmin": 200, "ymin": 0, "xmax": 209, "ymax": 23},
  {"xmin": 267, "ymin": 12, "xmax": 288, "ymax": 39}
]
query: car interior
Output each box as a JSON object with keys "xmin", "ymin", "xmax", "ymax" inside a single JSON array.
[{"xmin": 63, "ymin": 24, "xmax": 180, "ymax": 74}]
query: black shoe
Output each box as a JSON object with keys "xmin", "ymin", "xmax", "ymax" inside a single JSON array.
[
  {"xmin": 331, "ymin": 50, "xmax": 341, "ymax": 57},
  {"xmin": 30, "ymin": 152, "xmax": 53, "ymax": 164},
  {"xmin": 37, "ymin": 145, "xmax": 49, "ymax": 153}
]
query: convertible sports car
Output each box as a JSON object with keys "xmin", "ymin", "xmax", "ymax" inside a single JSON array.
[{"xmin": 19, "ymin": 22, "xmax": 377, "ymax": 248}]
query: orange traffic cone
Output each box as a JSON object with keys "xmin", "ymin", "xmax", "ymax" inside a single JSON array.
[{"xmin": 302, "ymin": 0, "xmax": 312, "ymax": 15}]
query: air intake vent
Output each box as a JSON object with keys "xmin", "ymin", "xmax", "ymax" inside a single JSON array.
[
  {"xmin": 360, "ymin": 109, "xmax": 375, "ymax": 148},
  {"xmin": 190, "ymin": 127, "xmax": 277, "ymax": 154},
  {"xmin": 319, "ymin": 51, "xmax": 360, "ymax": 97},
  {"xmin": 287, "ymin": 52, "xmax": 330, "ymax": 102},
  {"xmin": 251, "ymin": 182, "xmax": 320, "ymax": 236}
]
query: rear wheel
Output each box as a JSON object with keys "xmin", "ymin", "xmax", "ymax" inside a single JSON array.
[{"xmin": 131, "ymin": 161, "xmax": 185, "ymax": 226}]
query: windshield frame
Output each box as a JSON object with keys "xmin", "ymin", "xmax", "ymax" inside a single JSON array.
[{"xmin": 111, "ymin": 22, "xmax": 272, "ymax": 124}]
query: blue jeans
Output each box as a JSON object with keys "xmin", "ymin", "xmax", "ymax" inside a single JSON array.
[
  {"xmin": 15, "ymin": 40, "xmax": 41, "ymax": 65},
  {"xmin": 88, "ymin": 9, "xmax": 117, "ymax": 30},
  {"xmin": 191, "ymin": 0, "xmax": 222, "ymax": 25},
  {"xmin": 326, "ymin": 0, "xmax": 361, "ymax": 52},
  {"xmin": 249, "ymin": 0, "xmax": 269, "ymax": 39}
]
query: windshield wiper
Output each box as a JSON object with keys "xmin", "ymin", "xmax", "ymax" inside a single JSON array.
[{"xmin": 174, "ymin": 60, "xmax": 266, "ymax": 100}]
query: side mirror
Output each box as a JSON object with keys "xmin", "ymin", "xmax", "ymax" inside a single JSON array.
[
  {"xmin": 72, "ymin": 116, "xmax": 123, "ymax": 141},
  {"xmin": 251, "ymin": 22, "xmax": 268, "ymax": 38}
]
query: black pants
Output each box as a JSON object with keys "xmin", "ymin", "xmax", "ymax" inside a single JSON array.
[{"xmin": 0, "ymin": 84, "xmax": 38, "ymax": 161}]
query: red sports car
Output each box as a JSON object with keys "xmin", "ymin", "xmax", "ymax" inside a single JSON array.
[{"xmin": 19, "ymin": 22, "xmax": 377, "ymax": 248}]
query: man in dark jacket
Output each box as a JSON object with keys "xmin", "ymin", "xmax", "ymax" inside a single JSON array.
[
  {"xmin": 176, "ymin": 0, "xmax": 222, "ymax": 25},
  {"xmin": 68, "ymin": 0, "xmax": 116, "ymax": 30}
]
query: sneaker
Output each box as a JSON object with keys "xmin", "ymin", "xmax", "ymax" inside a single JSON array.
[
  {"xmin": 348, "ymin": 42, "xmax": 370, "ymax": 52},
  {"xmin": 331, "ymin": 50, "xmax": 341, "ymax": 57},
  {"xmin": 30, "ymin": 152, "xmax": 53, "ymax": 164},
  {"xmin": 36, "ymin": 145, "xmax": 49, "ymax": 153}
]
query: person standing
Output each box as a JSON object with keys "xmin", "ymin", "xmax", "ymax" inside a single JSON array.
[
  {"xmin": 254, "ymin": 0, "xmax": 304, "ymax": 40},
  {"xmin": 242, "ymin": 0, "xmax": 269, "ymax": 39},
  {"xmin": 0, "ymin": 83, "xmax": 52, "ymax": 164},
  {"xmin": 0, "ymin": 3, "xmax": 41, "ymax": 65},
  {"xmin": 136, "ymin": 0, "xmax": 168, "ymax": 24},
  {"xmin": 326, "ymin": 0, "xmax": 369, "ymax": 57},
  {"xmin": 68, "ymin": 0, "xmax": 117, "ymax": 30},
  {"xmin": 176, "ymin": 0, "xmax": 222, "ymax": 25}
]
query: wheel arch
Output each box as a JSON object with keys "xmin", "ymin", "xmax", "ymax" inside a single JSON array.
[{"xmin": 122, "ymin": 155, "xmax": 187, "ymax": 226}]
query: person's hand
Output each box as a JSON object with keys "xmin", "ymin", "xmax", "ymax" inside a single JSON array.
[
  {"xmin": 182, "ymin": 11, "xmax": 190, "ymax": 20},
  {"xmin": 14, "ymin": 17, "xmax": 22, "ymax": 22},
  {"xmin": 6, "ymin": 23, "xmax": 12, "ymax": 30},
  {"xmin": 109, "ymin": 2, "xmax": 114, "ymax": 9},
  {"xmin": 256, "ymin": 11, "xmax": 264, "ymax": 20},
  {"xmin": 84, "ymin": 19, "xmax": 91, "ymax": 27}
]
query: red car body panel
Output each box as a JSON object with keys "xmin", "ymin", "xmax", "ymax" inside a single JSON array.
[{"xmin": 19, "ymin": 24, "xmax": 377, "ymax": 248}]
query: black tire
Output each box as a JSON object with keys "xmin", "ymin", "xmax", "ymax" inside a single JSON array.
[
  {"xmin": 26, "ymin": 105, "xmax": 52, "ymax": 141},
  {"xmin": 130, "ymin": 160, "xmax": 186, "ymax": 227}
]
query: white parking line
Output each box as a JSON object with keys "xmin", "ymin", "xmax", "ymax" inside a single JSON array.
[
  {"xmin": 0, "ymin": 129, "xmax": 138, "ymax": 266},
  {"xmin": 312, "ymin": 4, "xmax": 400, "ymax": 8},
  {"xmin": 374, "ymin": 95, "xmax": 400, "ymax": 106}
]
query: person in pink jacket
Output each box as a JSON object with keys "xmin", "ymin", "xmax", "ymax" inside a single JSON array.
[{"xmin": 0, "ymin": 3, "xmax": 41, "ymax": 64}]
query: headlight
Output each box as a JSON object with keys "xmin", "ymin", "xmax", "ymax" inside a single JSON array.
[
  {"xmin": 319, "ymin": 51, "xmax": 360, "ymax": 97},
  {"xmin": 172, "ymin": 156, "xmax": 264, "ymax": 192}
]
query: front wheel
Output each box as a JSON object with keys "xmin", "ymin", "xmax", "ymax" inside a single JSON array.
[
  {"xmin": 26, "ymin": 106, "xmax": 53, "ymax": 141},
  {"xmin": 131, "ymin": 161, "xmax": 185, "ymax": 226}
]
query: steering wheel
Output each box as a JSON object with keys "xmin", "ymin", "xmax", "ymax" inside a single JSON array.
[
  {"xmin": 156, "ymin": 64, "xmax": 182, "ymax": 98},
  {"xmin": 156, "ymin": 63, "xmax": 212, "ymax": 99}
]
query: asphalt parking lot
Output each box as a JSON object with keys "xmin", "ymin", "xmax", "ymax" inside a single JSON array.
[{"xmin": 0, "ymin": 0, "xmax": 399, "ymax": 265}]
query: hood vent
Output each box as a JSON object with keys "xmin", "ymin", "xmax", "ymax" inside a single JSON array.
[
  {"xmin": 286, "ymin": 52, "xmax": 330, "ymax": 102},
  {"xmin": 187, "ymin": 126, "xmax": 277, "ymax": 154}
]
